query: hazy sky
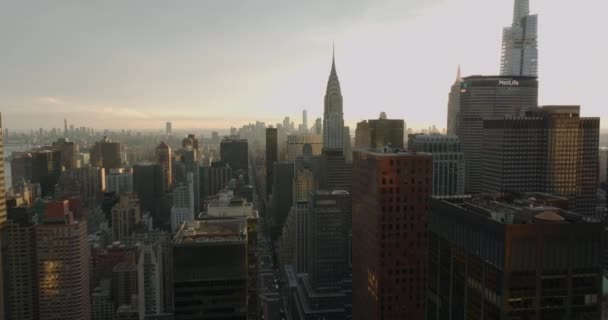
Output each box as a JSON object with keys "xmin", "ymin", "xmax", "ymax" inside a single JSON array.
[{"xmin": 1, "ymin": 0, "xmax": 607, "ymax": 131}]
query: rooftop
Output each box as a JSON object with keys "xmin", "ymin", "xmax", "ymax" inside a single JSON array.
[
  {"xmin": 357, "ymin": 147, "xmax": 431, "ymax": 157},
  {"xmin": 436, "ymin": 193, "xmax": 590, "ymax": 225},
  {"xmin": 174, "ymin": 219, "xmax": 247, "ymax": 245}
]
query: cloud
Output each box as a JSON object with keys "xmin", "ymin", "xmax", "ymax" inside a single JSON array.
[{"xmin": 37, "ymin": 96, "xmax": 65, "ymax": 105}]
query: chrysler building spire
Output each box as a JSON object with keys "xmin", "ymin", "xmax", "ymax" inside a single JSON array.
[{"xmin": 323, "ymin": 47, "xmax": 345, "ymax": 152}]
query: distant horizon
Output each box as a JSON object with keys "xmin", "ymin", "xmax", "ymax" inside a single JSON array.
[{"xmin": 2, "ymin": 0, "xmax": 607, "ymax": 130}]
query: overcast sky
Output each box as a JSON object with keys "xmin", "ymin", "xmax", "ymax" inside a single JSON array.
[{"xmin": 1, "ymin": 0, "xmax": 607, "ymax": 131}]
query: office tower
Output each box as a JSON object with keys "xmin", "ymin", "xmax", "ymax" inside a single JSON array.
[
  {"xmin": 52, "ymin": 137, "xmax": 77, "ymax": 169},
  {"xmin": 204, "ymin": 190, "xmax": 260, "ymax": 319},
  {"xmin": 171, "ymin": 174, "xmax": 194, "ymax": 232},
  {"xmin": 200, "ymin": 162, "xmax": 232, "ymax": 199},
  {"xmin": 111, "ymin": 193, "xmax": 141, "ymax": 241},
  {"xmin": 308, "ymin": 190, "xmax": 350, "ymax": 288},
  {"xmin": 344, "ymin": 126, "xmax": 353, "ymax": 161},
  {"xmin": 220, "ymin": 138, "xmax": 249, "ymax": 182},
  {"xmin": 64, "ymin": 118, "xmax": 68, "ymax": 136},
  {"xmin": 133, "ymin": 163, "xmax": 166, "ymax": 226},
  {"xmin": 36, "ymin": 200, "xmax": 91, "ymax": 320},
  {"xmin": 368, "ymin": 114, "xmax": 405, "ymax": 149},
  {"xmin": 266, "ymin": 127, "xmax": 278, "ymax": 199},
  {"xmin": 600, "ymin": 148, "xmax": 608, "ymax": 184},
  {"xmin": 269, "ymin": 161, "xmax": 294, "ymax": 240},
  {"xmin": 446, "ymin": 65, "xmax": 462, "ymax": 135},
  {"xmin": 428, "ymin": 194, "xmax": 603, "ymax": 319},
  {"xmin": 112, "ymin": 262, "xmax": 138, "ymax": 308},
  {"xmin": 91, "ymin": 281, "xmax": 114, "ymax": 320},
  {"xmin": 293, "ymin": 144, "xmax": 321, "ymax": 202},
  {"xmin": 31, "ymin": 149, "xmax": 62, "ymax": 197},
  {"xmin": 10, "ymin": 152, "xmax": 33, "ymax": 186},
  {"xmin": 278, "ymin": 205, "xmax": 298, "ymax": 268},
  {"xmin": 356, "ymin": 114, "xmax": 405, "ymax": 149},
  {"xmin": 131, "ymin": 231, "xmax": 173, "ymax": 316},
  {"xmin": 173, "ymin": 220, "xmax": 249, "ymax": 319},
  {"xmin": 76, "ymin": 165, "xmax": 104, "ymax": 207},
  {"xmin": 106, "ymin": 168, "xmax": 134, "ymax": 194},
  {"xmin": 174, "ymin": 147, "xmax": 200, "ymax": 212},
  {"xmin": 500, "ymin": 0, "xmax": 538, "ymax": 77},
  {"xmin": 458, "ymin": 75, "xmax": 538, "ymax": 193},
  {"xmin": 302, "ymin": 109, "xmax": 308, "ymax": 132},
  {"xmin": 156, "ymin": 142, "xmax": 172, "ymax": 191},
  {"xmin": 412, "ymin": 135, "xmax": 465, "ymax": 197},
  {"xmin": 5, "ymin": 198, "xmax": 37, "ymax": 320},
  {"xmin": 181, "ymin": 134, "xmax": 200, "ymax": 161},
  {"xmin": 313, "ymin": 118, "xmax": 323, "ymax": 135},
  {"xmin": 323, "ymin": 50, "xmax": 345, "ymax": 152},
  {"xmin": 354, "ymin": 120, "xmax": 370, "ymax": 148},
  {"xmin": 286, "ymin": 133, "xmax": 323, "ymax": 160},
  {"xmin": 320, "ymin": 150, "xmax": 352, "ymax": 192},
  {"xmin": 482, "ymin": 106, "xmax": 600, "ymax": 215},
  {"xmin": 352, "ymin": 149, "xmax": 432, "ymax": 320},
  {"xmin": 545, "ymin": 106, "xmax": 599, "ymax": 215},
  {"xmin": 165, "ymin": 122, "xmax": 172, "ymax": 136},
  {"xmin": 91, "ymin": 137, "xmax": 122, "ymax": 170}
]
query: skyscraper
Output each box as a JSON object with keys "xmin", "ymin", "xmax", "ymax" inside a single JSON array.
[
  {"xmin": 323, "ymin": 50, "xmax": 345, "ymax": 153},
  {"xmin": 354, "ymin": 120, "xmax": 371, "ymax": 149},
  {"xmin": 286, "ymin": 133, "xmax": 323, "ymax": 160},
  {"xmin": 172, "ymin": 220, "xmax": 249, "ymax": 319},
  {"xmin": 5, "ymin": 198, "xmax": 37, "ymax": 320},
  {"xmin": 457, "ymin": 75, "xmax": 538, "ymax": 193},
  {"xmin": 111, "ymin": 193, "xmax": 141, "ymax": 241},
  {"xmin": 293, "ymin": 144, "xmax": 321, "ymax": 203},
  {"xmin": 428, "ymin": 194, "xmax": 603, "ymax": 319},
  {"xmin": 91, "ymin": 137, "xmax": 122, "ymax": 170},
  {"xmin": 412, "ymin": 135, "xmax": 465, "ymax": 197},
  {"xmin": 133, "ymin": 163, "xmax": 166, "ymax": 227},
  {"xmin": 302, "ymin": 109, "xmax": 308, "ymax": 133},
  {"xmin": 156, "ymin": 142, "xmax": 172, "ymax": 191},
  {"xmin": 482, "ymin": 106, "xmax": 600, "ymax": 215},
  {"xmin": 165, "ymin": 122, "xmax": 172, "ymax": 136},
  {"xmin": 0, "ymin": 113, "xmax": 5, "ymax": 230},
  {"xmin": 31, "ymin": 150, "xmax": 62, "ymax": 197},
  {"xmin": 52, "ymin": 138, "xmax": 77, "ymax": 170},
  {"xmin": 220, "ymin": 138, "xmax": 249, "ymax": 182},
  {"xmin": 265, "ymin": 127, "xmax": 278, "ymax": 199},
  {"xmin": 352, "ymin": 149, "xmax": 432, "ymax": 320},
  {"xmin": 446, "ymin": 65, "xmax": 462, "ymax": 135},
  {"xmin": 500, "ymin": 0, "xmax": 538, "ymax": 76},
  {"xmin": 36, "ymin": 200, "xmax": 91, "ymax": 320},
  {"xmin": 363, "ymin": 114, "xmax": 406, "ymax": 149}
]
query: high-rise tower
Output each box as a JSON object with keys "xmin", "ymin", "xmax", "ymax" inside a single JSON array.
[
  {"xmin": 446, "ymin": 65, "xmax": 462, "ymax": 135},
  {"xmin": 323, "ymin": 49, "xmax": 345, "ymax": 153},
  {"xmin": 500, "ymin": 0, "xmax": 538, "ymax": 76}
]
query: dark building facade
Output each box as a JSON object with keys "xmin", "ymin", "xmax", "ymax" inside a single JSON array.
[
  {"xmin": 4, "ymin": 200, "xmax": 38, "ymax": 320},
  {"xmin": 266, "ymin": 127, "xmax": 278, "ymax": 199},
  {"xmin": 31, "ymin": 150, "xmax": 62, "ymax": 197},
  {"xmin": 91, "ymin": 137, "xmax": 122, "ymax": 170},
  {"xmin": 354, "ymin": 121, "xmax": 370, "ymax": 149},
  {"xmin": 369, "ymin": 117, "xmax": 405, "ymax": 149},
  {"xmin": 428, "ymin": 194, "xmax": 604, "ymax": 320},
  {"xmin": 220, "ymin": 138, "xmax": 249, "ymax": 182},
  {"xmin": 270, "ymin": 161, "xmax": 294, "ymax": 240},
  {"xmin": 172, "ymin": 220, "xmax": 248, "ymax": 319},
  {"xmin": 352, "ymin": 149, "xmax": 432, "ymax": 320},
  {"xmin": 133, "ymin": 163, "xmax": 166, "ymax": 228},
  {"xmin": 320, "ymin": 150, "xmax": 352, "ymax": 193},
  {"xmin": 457, "ymin": 76, "xmax": 538, "ymax": 194},
  {"xmin": 482, "ymin": 106, "xmax": 600, "ymax": 215}
]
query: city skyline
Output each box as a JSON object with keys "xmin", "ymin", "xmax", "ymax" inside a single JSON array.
[{"xmin": 1, "ymin": 0, "xmax": 607, "ymax": 130}]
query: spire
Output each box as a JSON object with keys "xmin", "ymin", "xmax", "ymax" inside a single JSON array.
[
  {"xmin": 455, "ymin": 64, "xmax": 462, "ymax": 83},
  {"xmin": 513, "ymin": 0, "xmax": 530, "ymax": 25},
  {"xmin": 330, "ymin": 42, "xmax": 337, "ymax": 78}
]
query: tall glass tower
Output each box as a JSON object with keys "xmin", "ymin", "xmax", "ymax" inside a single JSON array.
[{"xmin": 500, "ymin": 0, "xmax": 538, "ymax": 77}]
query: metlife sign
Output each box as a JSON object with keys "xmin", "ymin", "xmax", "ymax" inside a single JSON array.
[{"xmin": 498, "ymin": 79, "xmax": 520, "ymax": 86}]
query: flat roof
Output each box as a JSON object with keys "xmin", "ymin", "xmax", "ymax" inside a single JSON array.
[{"xmin": 174, "ymin": 219, "xmax": 246, "ymax": 244}]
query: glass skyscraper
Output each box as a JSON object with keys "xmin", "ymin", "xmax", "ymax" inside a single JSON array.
[{"xmin": 500, "ymin": 0, "xmax": 538, "ymax": 77}]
